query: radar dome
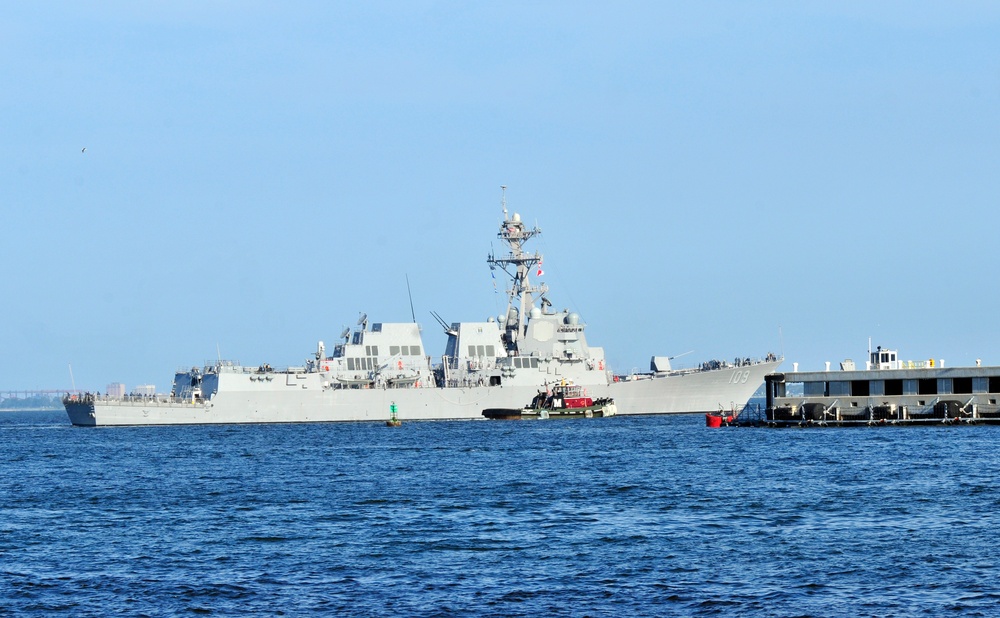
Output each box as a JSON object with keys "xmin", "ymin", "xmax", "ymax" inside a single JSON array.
[
  {"xmin": 529, "ymin": 307, "xmax": 542, "ymax": 319},
  {"xmin": 512, "ymin": 213, "xmax": 521, "ymax": 222},
  {"xmin": 565, "ymin": 313, "xmax": 580, "ymax": 325}
]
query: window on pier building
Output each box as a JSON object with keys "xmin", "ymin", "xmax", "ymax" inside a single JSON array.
[
  {"xmin": 953, "ymin": 377, "xmax": 973, "ymax": 395},
  {"xmin": 803, "ymin": 381, "xmax": 825, "ymax": 397},
  {"xmin": 918, "ymin": 378, "xmax": 937, "ymax": 395},
  {"xmin": 884, "ymin": 379, "xmax": 903, "ymax": 396},
  {"xmin": 990, "ymin": 377, "xmax": 1000, "ymax": 393},
  {"xmin": 828, "ymin": 381, "xmax": 850, "ymax": 397},
  {"xmin": 850, "ymin": 380, "xmax": 870, "ymax": 397}
]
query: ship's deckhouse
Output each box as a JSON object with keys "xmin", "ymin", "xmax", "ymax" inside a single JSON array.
[
  {"xmin": 445, "ymin": 321, "xmax": 503, "ymax": 362},
  {"xmin": 519, "ymin": 309, "xmax": 593, "ymax": 361},
  {"xmin": 321, "ymin": 321, "xmax": 434, "ymax": 388},
  {"xmin": 332, "ymin": 323, "xmax": 425, "ymax": 362}
]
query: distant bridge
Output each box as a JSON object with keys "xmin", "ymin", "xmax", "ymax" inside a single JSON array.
[{"xmin": 1, "ymin": 390, "xmax": 73, "ymax": 399}]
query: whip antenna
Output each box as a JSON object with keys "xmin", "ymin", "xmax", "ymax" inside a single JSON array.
[{"xmin": 406, "ymin": 274, "xmax": 416, "ymax": 323}]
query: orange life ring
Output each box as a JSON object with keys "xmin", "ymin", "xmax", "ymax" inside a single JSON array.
[
  {"xmin": 397, "ymin": 360, "xmax": 403, "ymax": 369},
  {"xmin": 323, "ymin": 365, "xmax": 330, "ymax": 372}
]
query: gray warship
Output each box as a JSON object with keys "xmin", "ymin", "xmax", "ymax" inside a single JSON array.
[{"xmin": 65, "ymin": 189, "xmax": 781, "ymax": 426}]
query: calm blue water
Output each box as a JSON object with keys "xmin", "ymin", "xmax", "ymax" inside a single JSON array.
[{"xmin": 3, "ymin": 409, "xmax": 1000, "ymax": 617}]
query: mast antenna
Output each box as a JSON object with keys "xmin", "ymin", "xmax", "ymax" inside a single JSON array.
[
  {"xmin": 406, "ymin": 274, "xmax": 416, "ymax": 323},
  {"xmin": 68, "ymin": 363, "xmax": 76, "ymax": 393},
  {"xmin": 501, "ymin": 185, "xmax": 507, "ymax": 219}
]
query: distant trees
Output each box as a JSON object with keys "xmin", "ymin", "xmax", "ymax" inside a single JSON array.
[{"xmin": 0, "ymin": 394, "xmax": 63, "ymax": 410}]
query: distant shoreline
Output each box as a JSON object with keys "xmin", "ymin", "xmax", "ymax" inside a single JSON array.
[{"xmin": 0, "ymin": 407, "xmax": 62, "ymax": 413}]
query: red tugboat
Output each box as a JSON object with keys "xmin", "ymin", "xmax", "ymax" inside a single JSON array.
[{"xmin": 483, "ymin": 380, "xmax": 617, "ymax": 420}]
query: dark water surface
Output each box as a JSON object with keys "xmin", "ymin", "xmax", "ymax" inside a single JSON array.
[{"xmin": 3, "ymin": 410, "xmax": 1000, "ymax": 616}]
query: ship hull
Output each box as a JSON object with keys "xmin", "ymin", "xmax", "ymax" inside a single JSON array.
[{"xmin": 66, "ymin": 360, "xmax": 779, "ymax": 426}]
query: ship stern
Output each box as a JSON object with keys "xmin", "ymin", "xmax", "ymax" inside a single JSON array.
[{"xmin": 63, "ymin": 396, "xmax": 96, "ymax": 426}]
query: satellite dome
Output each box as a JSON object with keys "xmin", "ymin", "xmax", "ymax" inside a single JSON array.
[
  {"xmin": 512, "ymin": 212, "xmax": 521, "ymax": 222},
  {"xmin": 565, "ymin": 313, "xmax": 580, "ymax": 325},
  {"xmin": 529, "ymin": 307, "xmax": 542, "ymax": 319}
]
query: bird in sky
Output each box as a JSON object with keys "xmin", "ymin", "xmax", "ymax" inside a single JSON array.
[{"xmin": 81, "ymin": 147, "xmax": 86, "ymax": 153}]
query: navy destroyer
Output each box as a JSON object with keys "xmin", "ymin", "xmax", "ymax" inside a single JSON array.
[{"xmin": 65, "ymin": 189, "xmax": 781, "ymax": 426}]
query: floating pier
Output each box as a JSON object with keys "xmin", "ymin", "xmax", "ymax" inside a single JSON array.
[{"xmin": 748, "ymin": 358, "xmax": 1000, "ymax": 428}]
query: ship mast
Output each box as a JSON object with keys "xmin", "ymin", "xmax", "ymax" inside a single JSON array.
[{"xmin": 487, "ymin": 186, "xmax": 548, "ymax": 352}]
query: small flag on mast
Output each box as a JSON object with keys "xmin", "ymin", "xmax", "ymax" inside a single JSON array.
[{"xmin": 536, "ymin": 259, "xmax": 544, "ymax": 277}]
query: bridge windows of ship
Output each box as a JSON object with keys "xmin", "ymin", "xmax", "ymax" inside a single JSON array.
[
  {"xmin": 468, "ymin": 345, "xmax": 496, "ymax": 358},
  {"xmin": 389, "ymin": 346, "xmax": 422, "ymax": 356},
  {"xmin": 347, "ymin": 357, "xmax": 378, "ymax": 371},
  {"xmin": 511, "ymin": 357, "xmax": 539, "ymax": 369}
]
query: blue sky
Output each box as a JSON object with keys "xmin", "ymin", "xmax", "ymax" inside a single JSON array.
[{"xmin": 3, "ymin": 2, "xmax": 999, "ymax": 391}]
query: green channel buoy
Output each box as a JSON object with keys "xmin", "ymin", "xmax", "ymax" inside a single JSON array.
[{"xmin": 387, "ymin": 401, "xmax": 401, "ymax": 427}]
